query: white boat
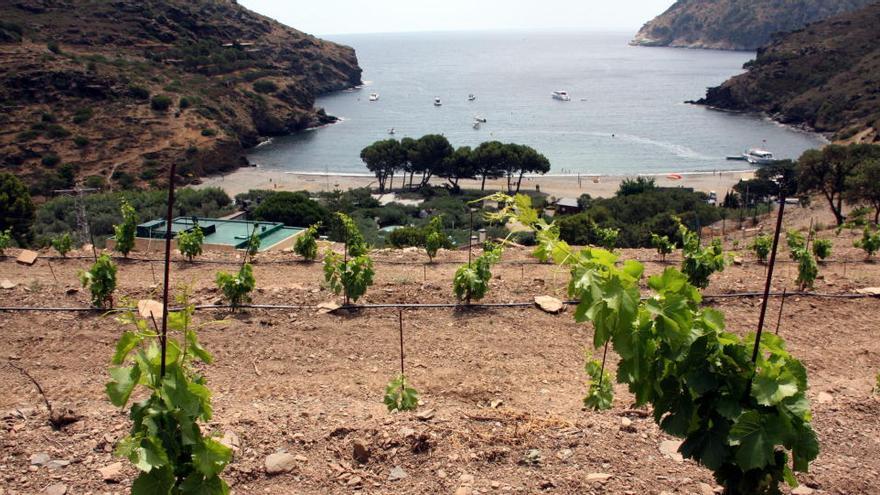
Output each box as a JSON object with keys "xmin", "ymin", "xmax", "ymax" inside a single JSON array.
[
  {"xmin": 468, "ymin": 94, "xmax": 476, "ymax": 101},
  {"xmin": 472, "ymin": 121, "xmax": 480, "ymax": 130},
  {"xmin": 434, "ymin": 97, "xmax": 442, "ymax": 106},
  {"xmin": 368, "ymin": 93, "xmax": 379, "ymax": 101},
  {"xmin": 388, "ymin": 128, "xmax": 395, "ymax": 135},
  {"xmin": 743, "ymin": 148, "xmax": 775, "ymax": 165},
  {"xmin": 474, "ymin": 115, "xmax": 487, "ymax": 123},
  {"xmin": 552, "ymin": 90, "xmax": 571, "ymax": 101}
]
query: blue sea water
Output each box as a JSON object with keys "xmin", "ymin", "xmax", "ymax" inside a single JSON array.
[{"xmin": 247, "ymin": 31, "xmax": 826, "ymax": 176}]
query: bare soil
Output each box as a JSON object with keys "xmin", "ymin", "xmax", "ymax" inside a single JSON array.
[{"xmin": 1, "ymin": 220, "xmax": 879, "ymax": 494}]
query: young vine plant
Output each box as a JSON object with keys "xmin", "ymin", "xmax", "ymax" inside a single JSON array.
[
  {"xmin": 854, "ymin": 227, "xmax": 880, "ymax": 258},
  {"xmin": 246, "ymin": 230, "xmax": 261, "ymax": 258},
  {"xmin": 650, "ymin": 233, "xmax": 674, "ymax": 261},
  {"xmin": 424, "ymin": 215, "xmax": 446, "ymax": 263},
  {"xmin": 811, "ymin": 238, "xmax": 832, "ymax": 261},
  {"xmin": 792, "ymin": 247, "xmax": 818, "ymax": 290},
  {"xmin": 679, "ymin": 222, "xmax": 727, "ymax": 289},
  {"xmin": 106, "ymin": 289, "xmax": 231, "ymax": 494},
  {"xmin": 750, "ymin": 234, "xmax": 772, "ymax": 263},
  {"xmin": 383, "ymin": 374, "xmax": 419, "ymax": 412},
  {"xmin": 79, "ymin": 253, "xmax": 117, "ymax": 308},
  {"xmin": 493, "ymin": 193, "xmax": 819, "ymax": 495},
  {"xmin": 178, "ymin": 225, "xmax": 204, "ymax": 262},
  {"xmin": 293, "ymin": 222, "xmax": 321, "ymax": 261},
  {"xmin": 323, "ymin": 213, "xmax": 374, "ymax": 305},
  {"xmin": 113, "ymin": 198, "xmax": 138, "ymax": 257},
  {"xmin": 51, "ymin": 232, "xmax": 73, "ymax": 257},
  {"xmin": 583, "ymin": 351, "xmax": 613, "ymax": 411},
  {"xmin": 215, "ymin": 263, "xmax": 255, "ymax": 312},
  {"xmin": 453, "ymin": 244, "xmax": 502, "ymax": 303}
]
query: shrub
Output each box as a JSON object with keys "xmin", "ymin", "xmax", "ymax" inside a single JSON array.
[
  {"xmin": 252, "ymin": 79, "xmax": 278, "ymax": 94},
  {"xmin": 293, "ymin": 223, "xmax": 320, "ymax": 261},
  {"xmin": 424, "ymin": 216, "xmax": 447, "ymax": 262},
  {"xmin": 112, "ymin": 199, "xmax": 137, "ymax": 257},
  {"xmin": 792, "ymin": 247, "xmax": 818, "ymax": 290},
  {"xmin": 106, "ymin": 290, "xmax": 231, "ymax": 493},
  {"xmin": 251, "ymin": 191, "xmax": 329, "ymax": 228},
  {"xmin": 215, "ymin": 263, "xmax": 255, "ymax": 312},
  {"xmin": 0, "ymin": 229, "xmax": 12, "ymax": 255},
  {"xmin": 179, "ymin": 96, "xmax": 191, "ymax": 109},
  {"xmin": 387, "ymin": 226, "xmax": 425, "ymax": 248},
  {"xmin": 72, "ymin": 107, "xmax": 93, "ymax": 124},
  {"xmin": 17, "ymin": 130, "xmax": 40, "ymax": 141},
  {"xmin": 854, "ymin": 227, "xmax": 880, "ymax": 258},
  {"xmin": 0, "ymin": 173, "xmax": 35, "ymax": 244},
  {"xmin": 78, "ymin": 254, "xmax": 117, "ymax": 308},
  {"xmin": 509, "ymin": 230, "xmax": 537, "ymax": 246},
  {"xmin": 594, "ymin": 226, "xmax": 619, "ymax": 250},
  {"xmin": 200, "ymin": 128, "xmax": 217, "ymax": 137},
  {"xmin": 128, "ymin": 85, "xmax": 150, "ymax": 100},
  {"xmin": 679, "ymin": 223, "xmax": 726, "ymax": 289},
  {"xmin": 750, "ymin": 234, "xmax": 772, "ymax": 263},
  {"xmin": 812, "ymin": 238, "xmax": 832, "ymax": 260},
  {"xmin": 51, "ymin": 232, "xmax": 73, "ymax": 257},
  {"xmin": 47, "ymin": 41, "xmax": 61, "ymax": 54},
  {"xmin": 178, "ymin": 225, "xmax": 204, "ymax": 261},
  {"xmin": 73, "ymin": 135, "xmax": 90, "ymax": 148},
  {"xmin": 786, "ymin": 230, "xmax": 806, "ymax": 259},
  {"xmin": 41, "ymin": 154, "xmax": 61, "ymax": 167},
  {"xmin": 45, "ymin": 124, "xmax": 71, "ymax": 138},
  {"xmin": 150, "ymin": 94, "xmax": 173, "ymax": 111}
]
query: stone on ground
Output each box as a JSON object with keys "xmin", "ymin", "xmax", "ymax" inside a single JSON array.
[{"xmin": 264, "ymin": 452, "xmax": 297, "ymax": 474}]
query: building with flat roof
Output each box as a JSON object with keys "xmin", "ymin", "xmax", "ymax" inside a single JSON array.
[{"xmin": 107, "ymin": 217, "xmax": 304, "ymax": 253}]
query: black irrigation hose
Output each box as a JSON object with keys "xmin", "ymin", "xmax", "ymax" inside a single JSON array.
[
  {"xmin": 1, "ymin": 291, "xmax": 876, "ymax": 313},
  {"xmin": 7, "ymin": 253, "xmax": 876, "ymax": 267}
]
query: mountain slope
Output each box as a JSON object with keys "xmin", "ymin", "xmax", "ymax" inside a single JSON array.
[
  {"xmin": 631, "ymin": 0, "xmax": 875, "ymax": 50},
  {"xmin": 0, "ymin": 0, "xmax": 361, "ymax": 196},
  {"xmin": 692, "ymin": 3, "xmax": 880, "ymax": 143}
]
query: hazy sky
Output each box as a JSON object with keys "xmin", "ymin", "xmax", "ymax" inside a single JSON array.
[{"xmin": 238, "ymin": 0, "xmax": 676, "ymax": 35}]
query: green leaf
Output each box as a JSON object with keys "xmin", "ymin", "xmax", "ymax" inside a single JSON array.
[
  {"xmin": 186, "ymin": 329, "xmax": 213, "ymax": 364},
  {"xmin": 680, "ymin": 424, "xmax": 731, "ymax": 470},
  {"xmin": 192, "ymin": 437, "xmax": 232, "ymax": 478},
  {"xmin": 112, "ymin": 331, "xmax": 143, "ymax": 365},
  {"xmin": 790, "ymin": 423, "xmax": 819, "ymax": 472},
  {"xmin": 129, "ymin": 436, "xmax": 170, "ymax": 472},
  {"xmin": 106, "ymin": 365, "xmax": 141, "ymax": 407},
  {"xmin": 752, "ymin": 371, "xmax": 799, "ymax": 406},
  {"xmin": 179, "ymin": 473, "xmax": 230, "ymax": 495},
  {"xmin": 729, "ymin": 411, "xmax": 787, "ymax": 471},
  {"xmin": 131, "ymin": 465, "xmax": 174, "ymax": 495}
]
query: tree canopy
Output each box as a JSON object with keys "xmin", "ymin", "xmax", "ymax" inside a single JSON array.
[
  {"xmin": 360, "ymin": 139, "xmax": 406, "ymax": 193},
  {"xmin": 796, "ymin": 144, "xmax": 880, "ymax": 225},
  {"xmin": 0, "ymin": 172, "xmax": 36, "ymax": 244}
]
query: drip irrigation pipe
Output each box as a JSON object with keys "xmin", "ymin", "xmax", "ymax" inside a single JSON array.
[{"xmin": 1, "ymin": 291, "xmax": 876, "ymax": 313}]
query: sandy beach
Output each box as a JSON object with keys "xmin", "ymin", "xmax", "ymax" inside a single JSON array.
[{"xmin": 197, "ymin": 166, "xmax": 754, "ymax": 200}]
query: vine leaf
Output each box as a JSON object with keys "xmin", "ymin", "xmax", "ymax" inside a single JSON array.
[
  {"xmin": 730, "ymin": 411, "xmax": 785, "ymax": 471},
  {"xmin": 106, "ymin": 366, "xmax": 141, "ymax": 407},
  {"xmin": 131, "ymin": 465, "xmax": 175, "ymax": 495},
  {"xmin": 192, "ymin": 438, "xmax": 232, "ymax": 478}
]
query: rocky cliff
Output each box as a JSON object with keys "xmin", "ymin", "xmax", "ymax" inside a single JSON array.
[
  {"xmin": 0, "ymin": 0, "xmax": 361, "ymax": 195},
  {"xmin": 631, "ymin": 0, "xmax": 875, "ymax": 51},
  {"xmin": 692, "ymin": 3, "xmax": 880, "ymax": 143}
]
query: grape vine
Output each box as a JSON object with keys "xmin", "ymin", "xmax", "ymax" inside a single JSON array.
[
  {"xmin": 177, "ymin": 225, "xmax": 204, "ymax": 262},
  {"xmin": 293, "ymin": 223, "xmax": 321, "ymax": 261},
  {"xmin": 679, "ymin": 222, "xmax": 727, "ymax": 289},
  {"xmin": 106, "ymin": 289, "xmax": 231, "ymax": 494},
  {"xmin": 79, "ymin": 253, "xmax": 117, "ymax": 308},
  {"xmin": 215, "ymin": 263, "xmax": 255, "ymax": 312},
  {"xmin": 113, "ymin": 198, "xmax": 138, "ymax": 257},
  {"xmin": 323, "ymin": 213, "xmax": 374, "ymax": 304},
  {"xmin": 651, "ymin": 233, "xmax": 674, "ymax": 261},
  {"xmin": 494, "ymin": 193, "xmax": 819, "ymax": 495},
  {"xmin": 51, "ymin": 232, "xmax": 73, "ymax": 257}
]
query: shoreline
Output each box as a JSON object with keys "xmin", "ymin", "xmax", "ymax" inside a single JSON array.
[{"xmin": 197, "ymin": 166, "xmax": 754, "ymax": 200}]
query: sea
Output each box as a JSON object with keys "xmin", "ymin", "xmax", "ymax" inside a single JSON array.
[{"xmin": 247, "ymin": 31, "xmax": 827, "ymax": 176}]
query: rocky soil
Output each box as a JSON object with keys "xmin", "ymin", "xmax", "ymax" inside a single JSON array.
[{"xmin": 1, "ymin": 204, "xmax": 880, "ymax": 494}]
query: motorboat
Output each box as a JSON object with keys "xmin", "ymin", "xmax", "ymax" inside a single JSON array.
[
  {"xmin": 552, "ymin": 90, "xmax": 571, "ymax": 101},
  {"xmin": 743, "ymin": 148, "xmax": 775, "ymax": 165},
  {"xmin": 434, "ymin": 97, "xmax": 442, "ymax": 106},
  {"xmin": 369, "ymin": 93, "xmax": 379, "ymax": 101},
  {"xmin": 468, "ymin": 94, "xmax": 476, "ymax": 101},
  {"xmin": 472, "ymin": 121, "xmax": 480, "ymax": 130},
  {"xmin": 473, "ymin": 115, "xmax": 487, "ymax": 123},
  {"xmin": 388, "ymin": 128, "xmax": 395, "ymax": 135}
]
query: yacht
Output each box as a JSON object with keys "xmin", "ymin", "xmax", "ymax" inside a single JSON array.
[
  {"xmin": 472, "ymin": 121, "xmax": 481, "ymax": 130},
  {"xmin": 552, "ymin": 90, "xmax": 571, "ymax": 101},
  {"xmin": 388, "ymin": 128, "xmax": 395, "ymax": 135},
  {"xmin": 474, "ymin": 115, "xmax": 487, "ymax": 123},
  {"xmin": 368, "ymin": 93, "xmax": 379, "ymax": 101},
  {"xmin": 743, "ymin": 148, "xmax": 775, "ymax": 165},
  {"xmin": 434, "ymin": 97, "xmax": 442, "ymax": 107},
  {"xmin": 468, "ymin": 94, "xmax": 476, "ymax": 101}
]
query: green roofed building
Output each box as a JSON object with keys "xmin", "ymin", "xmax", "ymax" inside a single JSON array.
[{"xmin": 108, "ymin": 217, "xmax": 304, "ymax": 253}]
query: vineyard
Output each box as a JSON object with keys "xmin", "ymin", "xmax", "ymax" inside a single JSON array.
[{"xmin": 1, "ymin": 203, "xmax": 880, "ymax": 494}]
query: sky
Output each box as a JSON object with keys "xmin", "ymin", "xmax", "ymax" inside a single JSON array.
[{"xmin": 238, "ymin": 0, "xmax": 676, "ymax": 36}]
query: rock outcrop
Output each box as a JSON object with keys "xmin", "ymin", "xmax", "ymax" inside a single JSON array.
[
  {"xmin": 631, "ymin": 0, "xmax": 874, "ymax": 51},
  {"xmin": 0, "ymin": 0, "xmax": 362, "ymax": 195},
  {"xmin": 692, "ymin": 3, "xmax": 880, "ymax": 143}
]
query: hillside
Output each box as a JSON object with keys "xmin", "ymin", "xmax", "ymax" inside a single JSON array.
[
  {"xmin": 0, "ymin": 0, "xmax": 361, "ymax": 196},
  {"xmin": 631, "ymin": 0, "xmax": 875, "ymax": 50},
  {"xmin": 692, "ymin": 3, "xmax": 880, "ymax": 142}
]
